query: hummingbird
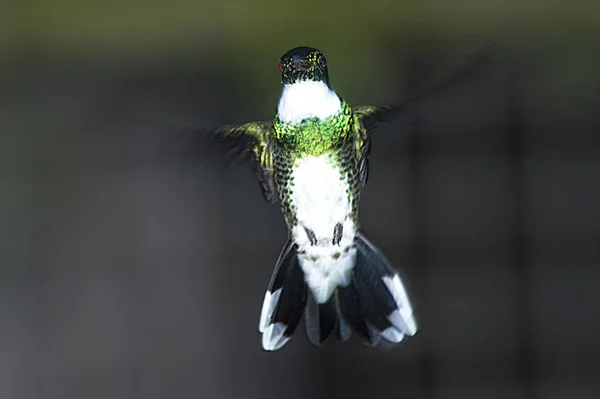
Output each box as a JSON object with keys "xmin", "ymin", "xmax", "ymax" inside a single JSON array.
[
  {"xmin": 202, "ymin": 46, "xmax": 420, "ymax": 351},
  {"xmin": 185, "ymin": 44, "xmax": 488, "ymax": 351}
]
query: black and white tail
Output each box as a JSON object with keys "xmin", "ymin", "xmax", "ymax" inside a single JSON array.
[
  {"xmin": 258, "ymin": 240, "xmax": 308, "ymax": 351},
  {"xmin": 259, "ymin": 233, "xmax": 417, "ymax": 350}
]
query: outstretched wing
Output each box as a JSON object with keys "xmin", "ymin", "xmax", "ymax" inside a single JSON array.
[
  {"xmin": 170, "ymin": 121, "xmax": 279, "ymax": 203},
  {"xmin": 354, "ymin": 104, "xmax": 402, "ymax": 132},
  {"xmin": 216, "ymin": 122, "xmax": 278, "ymax": 204},
  {"xmin": 210, "ymin": 122, "xmax": 273, "ymax": 168},
  {"xmin": 354, "ymin": 41, "xmax": 494, "ymax": 132}
]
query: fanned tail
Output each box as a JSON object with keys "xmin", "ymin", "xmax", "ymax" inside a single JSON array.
[
  {"xmin": 338, "ymin": 233, "xmax": 418, "ymax": 346},
  {"xmin": 258, "ymin": 233, "xmax": 417, "ymax": 350}
]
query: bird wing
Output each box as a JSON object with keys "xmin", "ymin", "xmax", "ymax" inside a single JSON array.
[
  {"xmin": 354, "ymin": 41, "xmax": 494, "ymax": 132},
  {"xmin": 355, "ymin": 132, "xmax": 372, "ymax": 189},
  {"xmin": 353, "ymin": 104, "xmax": 403, "ymax": 132},
  {"xmin": 215, "ymin": 122, "xmax": 278, "ymax": 204},
  {"xmin": 169, "ymin": 121, "xmax": 279, "ymax": 203},
  {"xmin": 212, "ymin": 122, "xmax": 274, "ymax": 168}
]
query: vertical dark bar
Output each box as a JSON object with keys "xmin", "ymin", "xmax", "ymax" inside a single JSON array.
[{"xmin": 506, "ymin": 55, "xmax": 535, "ymax": 397}]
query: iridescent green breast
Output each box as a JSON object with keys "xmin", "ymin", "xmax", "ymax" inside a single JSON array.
[
  {"xmin": 270, "ymin": 101, "xmax": 369, "ymax": 228},
  {"xmin": 272, "ymin": 101, "xmax": 353, "ymax": 157}
]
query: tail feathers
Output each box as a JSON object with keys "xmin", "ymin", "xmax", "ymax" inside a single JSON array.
[
  {"xmin": 304, "ymin": 291, "xmax": 355, "ymax": 346},
  {"xmin": 305, "ymin": 292, "xmax": 335, "ymax": 345},
  {"xmin": 338, "ymin": 282, "xmax": 379, "ymax": 344},
  {"xmin": 258, "ymin": 240, "xmax": 308, "ymax": 351},
  {"xmin": 338, "ymin": 233, "xmax": 418, "ymax": 346},
  {"xmin": 258, "ymin": 233, "xmax": 417, "ymax": 350}
]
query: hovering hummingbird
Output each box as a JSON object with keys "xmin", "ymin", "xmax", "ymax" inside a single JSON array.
[
  {"xmin": 198, "ymin": 45, "xmax": 419, "ymax": 351},
  {"xmin": 192, "ymin": 45, "xmax": 488, "ymax": 351}
]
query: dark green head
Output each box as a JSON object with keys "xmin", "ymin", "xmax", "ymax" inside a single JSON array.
[{"xmin": 278, "ymin": 46, "xmax": 329, "ymax": 85}]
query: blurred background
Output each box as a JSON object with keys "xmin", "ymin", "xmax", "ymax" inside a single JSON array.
[{"xmin": 1, "ymin": 1, "xmax": 599, "ymax": 398}]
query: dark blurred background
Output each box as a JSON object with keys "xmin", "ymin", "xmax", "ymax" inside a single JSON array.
[{"xmin": 1, "ymin": 1, "xmax": 599, "ymax": 398}]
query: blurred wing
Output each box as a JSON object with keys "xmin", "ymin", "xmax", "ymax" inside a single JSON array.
[
  {"xmin": 198, "ymin": 121, "xmax": 272, "ymax": 168},
  {"xmin": 214, "ymin": 122, "xmax": 278, "ymax": 204},
  {"xmin": 354, "ymin": 104, "xmax": 403, "ymax": 132},
  {"xmin": 169, "ymin": 121, "xmax": 279, "ymax": 203},
  {"xmin": 354, "ymin": 41, "xmax": 494, "ymax": 132}
]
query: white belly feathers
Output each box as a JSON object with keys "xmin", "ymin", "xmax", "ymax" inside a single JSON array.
[{"xmin": 289, "ymin": 155, "xmax": 357, "ymax": 304}]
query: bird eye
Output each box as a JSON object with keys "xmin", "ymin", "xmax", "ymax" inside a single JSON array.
[
  {"xmin": 320, "ymin": 57, "xmax": 327, "ymax": 69},
  {"xmin": 278, "ymin": 62, "xmax": 285, "ymax": 72}
]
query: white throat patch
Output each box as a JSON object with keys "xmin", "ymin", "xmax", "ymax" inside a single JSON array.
[{"xmin": 277, "ymin": 80, "xmax": 342, "ymax": 125}]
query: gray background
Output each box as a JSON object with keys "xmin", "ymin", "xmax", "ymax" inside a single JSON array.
[{"xmin": 2, "ymin": 1, "xmax": 599, "ymax": 398}]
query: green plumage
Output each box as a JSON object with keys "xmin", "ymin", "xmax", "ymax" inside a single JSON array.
[
  {"xmin": 272, "ymin": 101, "xmax": 354, "ymax": 157},
  {"xmin": 271, "ymin": 115, "xmax": 363, "ymax": 229},
  {"xmin": 209, "ymin": 102, "xmax": 375, "ymax": 215}
]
